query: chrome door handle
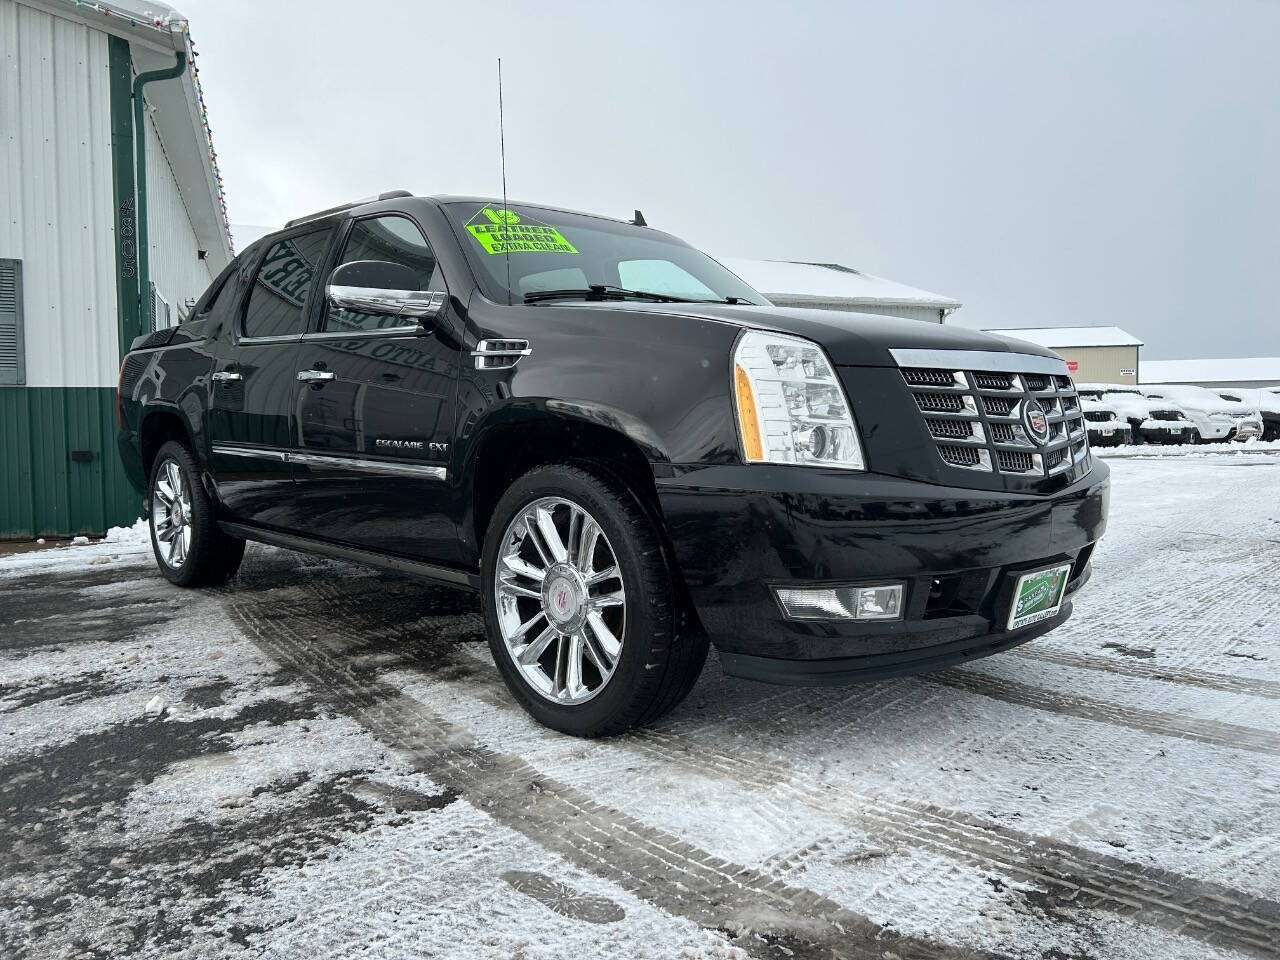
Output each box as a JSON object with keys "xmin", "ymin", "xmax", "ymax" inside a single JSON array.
[
  {"xmin": 211, "ymin": 371, "xmax": 242, "ymax": 383},
  {"xmin": 296, "ymin": 369, "xmax": 336, "ymax": 382}
]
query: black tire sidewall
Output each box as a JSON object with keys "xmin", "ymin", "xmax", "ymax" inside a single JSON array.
[{"xmin": 480, "ymin": 465, "xmax": 674, "ymax": 736}]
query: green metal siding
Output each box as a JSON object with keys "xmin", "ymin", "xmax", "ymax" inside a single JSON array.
[
  {"xmin": 108, "ymin": 34, "xmax": 141, "ymax": 358},
  {"xmin": 0, "ymin": 387, "xmax": 142, "ymax": 539}
]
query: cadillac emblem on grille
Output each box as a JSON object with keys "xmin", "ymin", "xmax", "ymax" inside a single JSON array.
[{"xmin": 1023, "ymin": 399, "xmax": 1050, "ymax": 444}]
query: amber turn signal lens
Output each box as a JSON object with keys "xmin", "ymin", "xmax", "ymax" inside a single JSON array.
[{"xmin": 735, "ymin": 363, "xmax": 764, "ymax": 461}]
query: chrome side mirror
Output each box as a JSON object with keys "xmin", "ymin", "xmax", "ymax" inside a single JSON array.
[{"xmin": 325, "ymin": 260, "xmax": 446, "ymax": 324}]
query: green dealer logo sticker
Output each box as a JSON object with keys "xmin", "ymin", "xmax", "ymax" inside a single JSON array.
[
  {"xmin": 1007, "ymin": 563, "xmax": 1072, "ymax": 631},
  {"xmin": 465, "ymin": 206, "xmax": 578, "ymax": 255}
]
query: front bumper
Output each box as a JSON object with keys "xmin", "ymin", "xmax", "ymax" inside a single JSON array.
[
  {"xmin": 656, "ymin": 461, "xmax": 1109, "ymax": 683},
  {"xmin": 1137, "ymin": 419, "xmax": 1195, "ymax": 443},
  {"xmin": 1086, "ymin": 423, "xmax": 1131, "ymax": 447},
  {"xmin": 1231, "ymin": 418, "xmax": 1263, "ymax": 441}
]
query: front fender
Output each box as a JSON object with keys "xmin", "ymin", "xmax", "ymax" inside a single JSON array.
[{"xmin": 462, "ymin": 300, "xmax": 745, "ymax": 467}]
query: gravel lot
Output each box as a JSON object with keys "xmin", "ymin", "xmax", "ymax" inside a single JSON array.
[{"xmin": 2, "ymin": 451, "xmax": 1278, "ymax": 960}]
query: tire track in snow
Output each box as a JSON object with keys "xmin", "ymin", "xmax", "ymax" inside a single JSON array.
[
  {"xmin": 928, "ymin": 669, "xmax": 1280, "ymax": 757},
  {"xmin": 226, "ymin": 593, "xmax": 1006, "ymax": 960},
  {"xmin": 229, "ymin": 575, "xmax": 1280, "ymax": 960},
  {"xmin": 622, "ymin": 731, "xmax": 1280, "ymax": 960},
  {"xmin": 1011, "ymin": 646, "xmax": 1280, "ymax": 701}
]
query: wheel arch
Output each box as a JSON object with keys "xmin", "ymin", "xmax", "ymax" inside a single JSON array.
[
  {"xmin": 139, "ymin": 406, "xmax": 199, "ymax": 485},
  {"xmin": 465, "ymin": 402, "xmax": 669, "ymax": 561},
  {"xmin": 463, "ymin": 401, "xmax": 707, "ymax": 639}
]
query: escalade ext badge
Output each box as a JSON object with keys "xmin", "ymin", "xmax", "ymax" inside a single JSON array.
[{"xmin": 116, "ymin": 191, "xmax": 1109, "ymax": 737}]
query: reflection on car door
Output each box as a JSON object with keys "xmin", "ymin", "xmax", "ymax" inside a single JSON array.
[
  {"xmin": 290, "ymin": 213, "xmax": 462, "ymax": 564},
  {"xmin": 206, "ymin": 227, "xmax": 333, "ymax": 529}
]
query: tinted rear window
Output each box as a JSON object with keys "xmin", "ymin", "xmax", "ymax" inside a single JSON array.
[{"xmin": 242, "ymin": 228, "xmax": 332, "ymax": 339}]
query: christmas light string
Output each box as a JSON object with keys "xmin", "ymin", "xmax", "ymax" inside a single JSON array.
[{"xmin": 66, "ymin": 1, "xmax": 234, "ymax": 252}]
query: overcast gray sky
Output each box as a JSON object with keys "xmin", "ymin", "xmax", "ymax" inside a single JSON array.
[{"xmin": 182, "ymin": 0, "xmax": 1280, "ymax": 360}]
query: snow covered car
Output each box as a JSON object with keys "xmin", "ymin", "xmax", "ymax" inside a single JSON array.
[
  {"xmin": 116, "ymin": 192, "xmax": 1110, "ymax": 736},
  {"xmin": 1080, "ymin": 398, "xmax": 1132, "ymax": 446},
  {"xmin": 1075, "ymin": 384, "xmax": 1195, "ymax": 444},
  {"xmin": 1140, "ymin": 385, "xmax": 1262, "ymax": 442},
  {"xmin": 1216, "ymin": 389, "xmax": 1280, "ymax": 441}
]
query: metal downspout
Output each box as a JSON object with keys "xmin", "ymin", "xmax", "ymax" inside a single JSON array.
[{"xmin": 133, "ymin": 51, "xmax": 187, "ymax": 333}]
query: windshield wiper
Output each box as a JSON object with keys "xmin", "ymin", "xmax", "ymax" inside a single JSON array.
[{"xmin": 523, "ymin": 284, "xmax": 696, "ymax": 304}]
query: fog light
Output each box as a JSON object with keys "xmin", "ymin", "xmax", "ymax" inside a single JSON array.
[{"xmin": 775, "ymin": 584, "xmax": 904, "ymax": 621}]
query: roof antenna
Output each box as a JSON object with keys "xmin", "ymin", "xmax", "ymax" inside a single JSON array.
[
  {"xmin": 498, "ymin": 57, "xmax": 512, "ymax": 306},
  {"xmin": 632, "ymin": 209, "xmax": 647, "ymax": 227}
]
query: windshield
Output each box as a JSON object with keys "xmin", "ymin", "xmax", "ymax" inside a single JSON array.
[{"xmin": 443, "ymin": 201, "xmax": 766, "ymax": 305}]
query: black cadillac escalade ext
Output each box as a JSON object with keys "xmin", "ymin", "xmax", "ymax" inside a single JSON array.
[{"xmin": 117, "ymin": 192, "xmax": 1109, "ymax": 736}]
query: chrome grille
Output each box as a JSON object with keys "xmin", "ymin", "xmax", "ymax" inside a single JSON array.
[
  {"xmin": 997, "ymin": 450, "xmax": 1036, "ymax": 473},
  {"xmin": 982, "ymin": 395, "xmax": 1015, "ymax": 417},
  {"xmin": 1149, "ymin": 409, "xmax": 1181, "ymax": 421},
  {"xmin": 902, "ymin": 368, "xmax": 959, "ymax": 387},
  {"xmin": 1083, "ymin": 410, "xmax": 1111, "ymax": 423},
  {"xmin": 913, "ymin": 392, "xmax": 968, "ymax": 413},
  {"xmin": 926, "ymin": 418, "xmax": 978, "ymax": 440},
  {"xmin": 973, "ymin": 371, "xmax": 1015, "ymax": 390},
  {"xmin": 900, "ymin": 360, "xmax": 1090, "ymax": 477},
  {"xmin": 939, "ymin": 445, "xmax": 987, "ymax": 469}
]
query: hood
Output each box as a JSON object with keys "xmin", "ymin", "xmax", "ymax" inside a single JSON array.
[
  {"xmin": 559, "ymin": 301, "xmax": 1061, "ymax": 367},
  {"xmin": 1143, "ymin": 386, "xmax": 1252, "ymax": 416}
]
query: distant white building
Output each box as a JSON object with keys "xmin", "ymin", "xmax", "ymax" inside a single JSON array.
[
  {"xmin": 1141, "ymin": 357, "xmax": 1280, "ymax": 390},
  {"xmin": 982, "ymin": 326, "xmax": 1144, "ymax": 385},
  {"xmin": 1, "ymin": 0, "xmax": 231, "ymax": 538},
  {"xmin": 720, "ymin": 259, "xmax": 960, "ymax": 325}
]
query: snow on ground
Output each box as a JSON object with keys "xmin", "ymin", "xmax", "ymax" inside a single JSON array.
[
  {"xmin": 1, "ymin": 453, "xmax": 1278, "ymax": 959},
  {"xmin": 1093, "ymin": 437, "xmax": 1280, "ymax": 458}
]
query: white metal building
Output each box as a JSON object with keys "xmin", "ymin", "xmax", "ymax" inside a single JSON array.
[
  {"xmin": 982, "ymin": 326, "xmax": 1144, "ymax": 385},
  {"xmin": 1141, "ymin": 357, "xmax": 1280, "ymax": 390},
  {"xmin": 1, "ymin": 0, "xmax": 231, "ymax": 537},
  {"xmin": 720, "ymin": 258, "xmax": 960, "ymax": 325}
]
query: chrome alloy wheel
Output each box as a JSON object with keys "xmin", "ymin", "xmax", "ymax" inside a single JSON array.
[
  {"xmin": 495, "ymin": 496, "xmax": 626, "ymax": 705},
  {"xmin": 151, "ymin": 458, "xmax": 193, "ymax": 569}
]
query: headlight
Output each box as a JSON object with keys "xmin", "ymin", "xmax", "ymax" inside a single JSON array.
[{"xmin": 732, "ymin": 329, "xmax": 865, "ymax": 470}]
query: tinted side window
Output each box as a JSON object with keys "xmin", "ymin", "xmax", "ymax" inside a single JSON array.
[
  {"xmin": 321, "ymin": 216, "xmax": 440, "ymax": 333},
  {"xmin": 188, "ymin": 263, "xmax": 234, "ymax": 322},
  {"xmin": 242, "ymin": 229, "xmax": 332, "ymax": 339}
]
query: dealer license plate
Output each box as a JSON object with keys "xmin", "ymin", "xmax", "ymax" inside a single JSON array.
[
  {"xmin": 1100, "ymin": 427, "xmax": 1114, "ymax": 436},
  {"xmin": 1007, "ymin": 563, "xmax": 1073, "ymax": 631}
]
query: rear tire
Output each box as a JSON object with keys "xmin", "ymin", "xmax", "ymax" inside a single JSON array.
[
  {"xmin": 481, "ymin": 463, "xmax": 707, "ymax": 737},
  {"xmin": 148, "ymin": 440, "xmax": 245, "ymax": 587}
]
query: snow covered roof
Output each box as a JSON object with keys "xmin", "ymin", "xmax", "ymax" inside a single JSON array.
[
  {"xmin": 719, "ymin": 259, "xmax": 960, "ymax": 309},
  {"xmin": 1141, "ymin": 357, "xmax": 1280, "ymax": 386},
  {"xmin": 980, "ymin": 326, "xmax": 1143, "ymax": 348}
]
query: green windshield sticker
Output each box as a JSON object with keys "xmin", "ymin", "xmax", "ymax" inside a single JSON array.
[{"xmin": 465, "ymin": 206, "xmax": 578, "ymax": 255}]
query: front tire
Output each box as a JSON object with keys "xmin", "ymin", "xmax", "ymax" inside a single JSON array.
[
  {"xmin": 148, "ymin": 440, "xmax": 245, "ymax": 587},
  {"xmin": 481, "ymin": 464, "xmax": 707, "ymax": 737}
]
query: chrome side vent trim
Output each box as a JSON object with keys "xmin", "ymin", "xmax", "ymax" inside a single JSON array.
[{"xmin": 472, "ymin": 339, "xmax": 531, "ymax": 370}]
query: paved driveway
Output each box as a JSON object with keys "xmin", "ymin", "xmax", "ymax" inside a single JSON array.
[{"xmin": 2, "ymin": 453, "xmax": 1278, "ymax": 959}]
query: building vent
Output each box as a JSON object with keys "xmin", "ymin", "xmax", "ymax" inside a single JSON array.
[{"xmin": 0, "ymin": 259, "xmax": 24, "ymax": 386}]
